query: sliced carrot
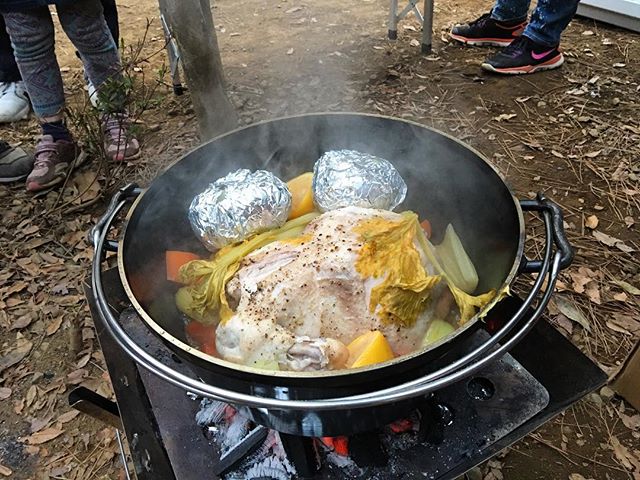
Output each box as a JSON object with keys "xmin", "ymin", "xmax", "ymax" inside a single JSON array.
[
  {"xmin": 420, "ymin": 218, "xmax": 432, "ymax": 239},
  {"xmin": 166, "ymin": 250, "xmax": 201, "ymax": 282},
  {"xmin": 185, "ymin": 321, "xmax": 216, "ymax": 347},
  {"xmin": 200, "ymin": 341, "xmax": 218, "ymax": 357}
]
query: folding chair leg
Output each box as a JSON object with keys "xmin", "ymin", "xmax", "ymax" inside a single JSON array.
[
  {"xmin": 421, "ymin": 0, "xmax": 434, "ymax": 53},
  {"xmin": 388, "ymin": 0, "xmax": 399, "ymax": 39}
]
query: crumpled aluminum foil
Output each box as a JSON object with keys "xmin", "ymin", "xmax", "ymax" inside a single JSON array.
[
  {"xmin": 312, "ymin": 150, "xmax": 407, "ymax": 212},
  {"xmin": 189, "ymin": 169, "xmax": 292, "ymax": 250}
]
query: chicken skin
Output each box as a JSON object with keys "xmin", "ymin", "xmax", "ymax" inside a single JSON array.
[{"xmin": 216, "ymin": 207, "xmax": 438, "ymax": 371}]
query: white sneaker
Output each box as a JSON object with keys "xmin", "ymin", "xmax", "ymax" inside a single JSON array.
[
  {"xmin": 87, "ymin": 79, "xmax": 99, "ymax": 108},
  {"xmin": 0, "ymin": 81, "xmax": 30, "ymax": 123}
]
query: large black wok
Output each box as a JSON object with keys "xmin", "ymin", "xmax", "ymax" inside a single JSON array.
[{"xmin": 92, "ymin": 113, "xmax": 573, "ymax": 436}]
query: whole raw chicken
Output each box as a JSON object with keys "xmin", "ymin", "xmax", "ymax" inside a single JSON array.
[{"xmin": 216, "ymin": 207, "xmax": 444, "ymax": 371}]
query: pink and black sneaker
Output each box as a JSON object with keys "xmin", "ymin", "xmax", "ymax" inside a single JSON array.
[
  {"xmin": 450, "ymin": 12, "xmax": 527, "ymax": 47},
  {"xmin": 481, "ymin": 36, "xmax": 564, "ymax": 74}
]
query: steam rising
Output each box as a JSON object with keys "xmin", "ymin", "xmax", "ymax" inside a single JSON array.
[{"xmin": 123, "ymin": 114, "xmax": 522, "ymax": 340}]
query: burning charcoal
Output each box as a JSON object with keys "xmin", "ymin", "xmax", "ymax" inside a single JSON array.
[
  {"xmin": 243, "ymin": 456, "xmax": 291, "ymax": 480},
  {"xmin": 312, "ymin": 150, "xmax": 407, "ymax": 212},
  {"xmin": 195, "ymin": 398, "xmax": 227, "ymax": 426},
  {"xmin": 189, "ymin": 169, "xmax": 292, "ymax": 250},
  {"xmin": 223, "ymin": 413, "xmax": 252, "ymax": 452}
]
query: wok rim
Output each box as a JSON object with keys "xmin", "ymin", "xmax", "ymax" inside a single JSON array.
[{"xmin": 117, "ymin": 112, "xmax": 526, "ymax": 379}]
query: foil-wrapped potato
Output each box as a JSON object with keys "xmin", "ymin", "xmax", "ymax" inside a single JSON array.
[
  {"xmin": 189, "ymin": 169, "xmax": 291, "ymax": 250},
  {"xmin": 313, "ymin": 150, "xmax": 407, "ymax": 212}
]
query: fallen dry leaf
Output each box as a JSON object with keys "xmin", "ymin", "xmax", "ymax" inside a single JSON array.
[
  {"xmin": 610, "ymin": 313, "xmax": 640, "ymax": 335},
  {"xmin": 0, "ymin": 339, "xmax": 33, "ymax": 373},
  {"xmin": 585, "ymin": 282, "xmax": 601, "ymax": 305},
  {"xmin": 20, "ymin": 427, "xmax": 64, "ymax": 445},
  {"xmin": 570, "ymin": 267, "xmax": 595, "ymax": 294},
  {"xmin": 6, "ymin": 281, "xmax": 27, "ymax": 295},
  {"xmin": 555, "ymin": 314, "xmax": 574, "ymax": 335},
  {"xmin": 610, "ymin": 435, "xmax": 636, "ymax": 470},
  {"xmin": 493, "ymin": 113, "xmax": 517, "ymax": 122},
  {"xmin": 613, "ymin": 292, "xmax": 628, "ymax": 303},
  {"xmin": 56, "ymin": 410, "xmax": 80, "ymax": 424},
  {"xmin": 10, "ymin": 313, "xmax": 33, "ymax": 330},
  {"xmin": 14, "ymin": 398, "xmax": 24, "ymax": 414},
  {"xmin": 624, "ymin": 216, "xmax": 635, "ymax": 228},
  {"xmin": 25, "ymin": 385, "xmax": 37, "ymax": 408},
  {"xmin": 76, "ymin": 353, "xmax": 91, "ymax": 369},
  {"xmin": 0, "ymin": 464, "xmax": 12, "ymax": 477},
  {"xmin": 554, "ymin": 296, "xmax": 591, "ymax": 332},
  {"xmin": 612, "ymin": 280, "xmax": 640, "ymax": 296},
  {"xmin": 618, "ymin": 412, "xmax": 640, "ymax": 431},
  {"xmin": 592, "ymin": 230, "xmax": 619, "ymax": 246},
  {"xmin": 30, "ymin": 417, "xmax": 51, "ymax": 434},
  {"xmin": 592, "ymin": 231, "xmax": 635, "ymax": 253},
  {"xmin": 46, "ymin": 316, "xmax": 63, "ymax": 336},
  {"xmin": 585, "ymin": 215, "xmax": 599, "ymax": 229},
  {"xmin": 0, "ymin": 387, "xmax": 11, "ymax": 400},
  {"xmin": 66, "ymin": 368, "xmax": 88, "ymax": 385},
  {"xmin": 607, "ymin": 321, "xmax": 632, "ymax": 336},
  {"xmin": 568, "ymin": 474, "xmax": 586, "ymax": 480}
]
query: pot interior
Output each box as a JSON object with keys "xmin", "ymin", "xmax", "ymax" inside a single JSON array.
[{"xmin": 119, "ymin": 114, "xmax": 523, "ymax": 375}]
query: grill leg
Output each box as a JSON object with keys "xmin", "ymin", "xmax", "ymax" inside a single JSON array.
[
  {"xmin": 279, "ymin": 433, "xmax": 319, "ymax": 479},
  {"xmin": 69, "ymin": 386, "xmax": 121, "ymax": 428}
]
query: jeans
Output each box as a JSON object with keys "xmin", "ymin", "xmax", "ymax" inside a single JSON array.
[
  {"xmin": 3, "ymin": 0, "xmax": 122, "ymax": 117},
  {"xmin": 491, "ymin": 0, "xmax": 580, "ymax": 47}
]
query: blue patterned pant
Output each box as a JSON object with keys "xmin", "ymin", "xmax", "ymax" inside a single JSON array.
[
  {"xmin": 3, "ymin": 0, "xmax": 121, "ymax": 118},
  {"xmin": 491, "ymin": 0, "xmax": 580, "ymax": 47}
]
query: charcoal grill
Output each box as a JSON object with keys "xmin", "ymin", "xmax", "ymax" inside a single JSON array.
[{"xmin": 75, "ymin": 113, "xmax": 606, "ymax": 478}]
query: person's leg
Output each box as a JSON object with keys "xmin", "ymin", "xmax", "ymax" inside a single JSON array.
[
  {"xmin": 3, "ymin": 8, "xmax": 67, "ymax": 120},
  {"xmin": 101, "ymin": 0, "xmax": 120, "ymax": 46},
  {"xmin": 481, "ymin": 0, "xmax": 577, "ymax": 74},
  {"xmin": 3, "ymin": 8, "xmax": 81, "ymax": 191},
  {"xmin": 56, "ymin": 0, "xmax": 139, "ymax": 161},
  {"xmin": 56, "ymin": 0, "xmax": 121, "ymax": 102},
  {"xmin": 491, "ymin": 0, "xmax": 530, "ymax": 23},
  {"xmin": 523, "ymin": 0, "xmax": 580, "ymax": 47},
  {"xmin": 450, "ymin": 0, "xmax": 529, "ymax": 48}
]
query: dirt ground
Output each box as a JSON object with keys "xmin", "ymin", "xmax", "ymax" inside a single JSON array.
[{"xmin": 1, "ymin": 0, "xmax": 639, "ymax": 478}]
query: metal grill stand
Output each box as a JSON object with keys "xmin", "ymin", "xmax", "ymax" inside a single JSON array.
[{"xmin": 75, "ymin": 268, "xmax": 606, "ymax": 480}]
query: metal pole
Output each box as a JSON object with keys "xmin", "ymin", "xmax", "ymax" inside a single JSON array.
[
  {"xmin": 421, "ymin": 0, "xmax": 434, "ymax": 53},
  {"xmin": 388, "ymin": 0, "xmax": 399, "ymax": 39}
]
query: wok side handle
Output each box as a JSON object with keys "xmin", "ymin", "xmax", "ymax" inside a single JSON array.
[
  {"xmin": 519, "ymin": 193, "xmax": 574, "ymax": 274},
  {"xmin": 90, "ymin": 183, "xmax": 143, "ymax": 253}
]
